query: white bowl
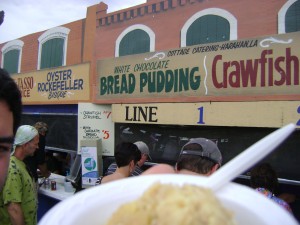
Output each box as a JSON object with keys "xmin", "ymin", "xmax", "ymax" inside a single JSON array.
[{"xmin": 39, "ymin": 174, "xmax": 298, "ymax": 225}]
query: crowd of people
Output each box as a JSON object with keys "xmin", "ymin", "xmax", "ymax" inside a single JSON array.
[
  {"xmin": 99, "ymin": 137, "xmax": 294, "ymax": 216},
  {"xmin": 0, "ymin": 67, "xmax": 296, "ymax": 225}
]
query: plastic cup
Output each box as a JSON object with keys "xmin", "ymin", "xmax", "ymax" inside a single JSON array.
[{"xmin": 64, "ymin": 181, "xmax": 74, "ymax": 193}]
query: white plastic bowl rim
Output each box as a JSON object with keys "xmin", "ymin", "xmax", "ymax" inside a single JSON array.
[{"xmin": 39, "ymin": 174, "xmax": 298, "ymax": 225}]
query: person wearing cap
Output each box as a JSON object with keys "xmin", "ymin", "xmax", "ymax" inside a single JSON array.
[
  {"xmin": 105, "ymin": 141, "xmax": 151, "ymax": 176},
  {"xmin": 176, "ymin": 138, "xmax": 222, "ymax": 176},
  {"xmin": 143, "ymin": 138, "xmax": 222, "ymax": 176},
  {"xmin": 0, "ymin": 125, "xmax": 39, "ymax": 225},
  {"xmin": 132, "ymin": 141, "xmax": 152, "ymax": 176},
  {"xmin": 24, "ymin": 122, "xmax": 51, "ymax": 183},
  {"xmin": 97, "ymin": 142, "xmax": 141, "ymax": 185},
  {"xmin": 0, "ymin": 68, "xmax": 22, "ymax": 192}
]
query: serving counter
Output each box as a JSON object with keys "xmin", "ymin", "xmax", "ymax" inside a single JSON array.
[{"xmin": 38, "ymin": 173, "xmax": 75, "ymax": 221}]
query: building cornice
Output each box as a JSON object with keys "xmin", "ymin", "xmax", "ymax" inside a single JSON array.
[{"xmin": 97, "ymin": 0, "xmax": 205, "ymax": 27}]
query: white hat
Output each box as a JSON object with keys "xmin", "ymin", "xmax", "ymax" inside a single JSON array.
[
  {"xmin": 134, "ymin": 141, "xmax": 152, "ymax": 160},
  {"xmin": 14, "ymin": 125, "xmax": 38, "ymax": 146}
]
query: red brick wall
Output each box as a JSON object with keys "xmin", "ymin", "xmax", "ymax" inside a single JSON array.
[
  {"xmin": 65, "ymin": 20, "xmax": 84, "ymax": 66},
  {"xmin": 0, "ymin": 0, "xmax": 288, "ymax": 76},
  {"xmin": 0, "ymin": 20, "xmax": 85, "ymax": 73},
  {"xmin": 20, "ymin": 33, "xmax": 41, "ymax": 73},
  {"xmin": 94, "ymin": 0, "xmax": 286, "ymax": 59}
]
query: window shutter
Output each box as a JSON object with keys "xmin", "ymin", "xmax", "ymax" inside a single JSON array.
[
  {"xmin": 40, "ymin": 38, "xmax": 64, "ymax": 69},
  {"xmin": 186, "ymin": 15, "xmax": 230, "ymax": 46},
  {"xmin": 119, "ymin": 29, "xmax": 150, "ymax": 57},
  {"xmin": 285, "ymin": 1, "xmax": 300, "ymax": 33},
  {"xmin": 3, "ymin": 49, "xmax": 19, "ymax": 74}
]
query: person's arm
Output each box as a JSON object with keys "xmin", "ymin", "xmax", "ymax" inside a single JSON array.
[{"xmin": 6, "ymin": 202, "xmax": 25, "ymax": 225}]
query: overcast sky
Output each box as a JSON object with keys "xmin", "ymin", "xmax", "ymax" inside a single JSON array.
[{"xmin": 0, "ymin": 0, "xmax": 146, "ymax": 44}]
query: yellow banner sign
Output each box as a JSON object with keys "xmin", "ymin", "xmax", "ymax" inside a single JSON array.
[
  {"xmin": 96, "ymin": 32, "xmax": 300, "ymax": 103},
  {"xmin": 112, "ymin": 101, "xmax": 300, "ymax": 128},
  {"xmin": 12, "ymin": 63, "xmax": 90, "ymax": 104}
]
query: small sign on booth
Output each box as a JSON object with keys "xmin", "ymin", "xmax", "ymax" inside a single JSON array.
[
  {"xmin": 78, "ymin": 103, "xmax": 114, "ymax": 156},
  {"xmin": 81, "ymin": 139, "xmax": 102, "ymax": 188}
]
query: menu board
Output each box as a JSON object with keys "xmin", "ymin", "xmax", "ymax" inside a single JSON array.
[{"xmin": 78, "ymin": 103, "xmax": 114, "ymax": 156}]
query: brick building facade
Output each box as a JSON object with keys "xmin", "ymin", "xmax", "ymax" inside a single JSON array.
[
  {"xmin": 0, "ymin": 2, "xmax": 300, "ymax": 213},
  {"xmin": 1, "ymin": 0, "xmax": 298, "ymax": 79}
]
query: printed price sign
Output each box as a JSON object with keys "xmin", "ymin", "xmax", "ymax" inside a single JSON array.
[{"xmin": 78, "ymin": 103, "xmax": 114, "ymax": 156}]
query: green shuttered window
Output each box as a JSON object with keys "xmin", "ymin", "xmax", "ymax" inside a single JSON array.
[
  {"xmin": 285, "ymin": 0, "xmax": 300, "ymax": 32},
  {"xmin": 119, "ymin": 29, "xmax": 150, "ymax": 57},
  {"xmin": 3, "ymin": 49, "xmax": 19, "ymax": 74},
  {"xmin": 186, "ymin": 15, "xmax": 230, "ymax": 46},
  {"xmin": 40, "ymin": 38, "xmax": 64, "ymax": 69}
]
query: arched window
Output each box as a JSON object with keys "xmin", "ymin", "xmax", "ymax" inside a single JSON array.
[
  {"xmin": 1, "ymin": 40, "xmax": 24, "ymax": 74},
  {"xmin": 187, "ymin": 15, "xmax": 230, "ymax": 45},
  {"xmin": 181, "ymin": 8, "xmax": 237, "ymax": 47},
  {"xmin": 37, "ymin": 26, "xmax": 70, "ymax": 70},
  {"xmin": 115, "ymin": 24, "xmax": 155, "ymax": 57},
  {"xmin": 278, "ymin": 0, "xmax": 300, "ymax": 33}
]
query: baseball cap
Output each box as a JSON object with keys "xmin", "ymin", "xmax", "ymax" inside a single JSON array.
[
  {"xmin": 134, "ymin": 141, "xmax": 152, "ymax": 160},
  {"xmin": 14, "ymin": 125, "xmax": 38, "ymax": 146},
  {"xmin": 180, "ymin": 138, "xmax": 222, "ymax": 165}
]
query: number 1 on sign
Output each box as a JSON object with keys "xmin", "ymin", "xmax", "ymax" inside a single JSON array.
[{"xmin": 197, "ymin": 107, "xmax": 205, "ymax": 124}]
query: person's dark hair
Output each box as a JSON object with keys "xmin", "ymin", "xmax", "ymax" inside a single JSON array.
[
  {"xmin": 177, "ymin": 143, "xmax": 216, "ymax": 174},
  {"xmin": 115, "ymin": 142, "xmax": 141, "ymax": 167},
  {"xmin": 34, "ymin": 121, "xmax": 48, "ymax": 135},
  {"xmin": 0, "ymin": 68, "xmax": 22, "ymax": 134},
  {"xmin": 250, "ymin": 163, "xmax": 278, "ymax": 194}
]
